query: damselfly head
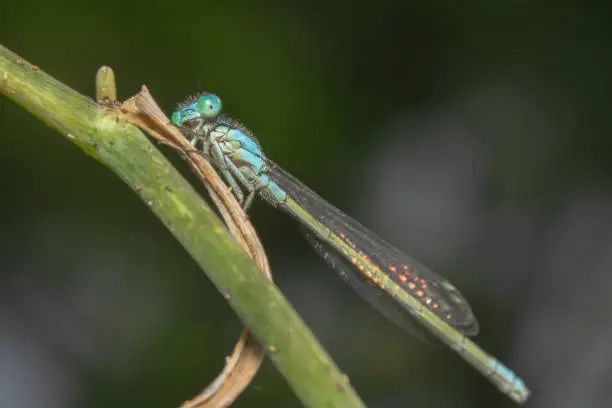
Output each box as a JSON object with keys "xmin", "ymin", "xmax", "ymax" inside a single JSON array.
[{"xmin": 171, "ymin": 92, "xmax": 223, "ymax": 130}]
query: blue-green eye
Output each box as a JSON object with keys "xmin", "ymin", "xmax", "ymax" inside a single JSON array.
[{"xmin": 196, "ymin": 94, "xmax": 222, "ymax": 118}]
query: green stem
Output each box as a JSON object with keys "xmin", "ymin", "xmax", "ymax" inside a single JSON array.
[{"xmin": 0, "ymin": 44, "xmax": 366, "ymax": 408}]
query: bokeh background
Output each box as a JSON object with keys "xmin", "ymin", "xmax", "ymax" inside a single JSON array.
[{"xmin": 2, "ymin": 2, "xmax": 612, "ymax": 407}]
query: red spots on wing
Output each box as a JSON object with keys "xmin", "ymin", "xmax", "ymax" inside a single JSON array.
[
  {"xmin": 362, "ymin": 268, "xmax": 385, "ymax": 291},
  {"xmin": 336, "ymin": 231, "xmax": 460, "ymax": 323},
  {"xmin": 384, "ymin": 261, "xmax": 452, "ymax": 319},
  {"xmin": 402, "ymin": 265, "xmax": 412, "ymax": 277}
]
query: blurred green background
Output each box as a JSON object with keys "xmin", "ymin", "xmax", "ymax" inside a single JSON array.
[{"xmin": 2, "ymin": 2, "xmax": 612, "ymax": 407}]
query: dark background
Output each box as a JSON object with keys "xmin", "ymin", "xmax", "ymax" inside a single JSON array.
[{"xmin": 2, "ymin": 2, "xmax": 612, "ymax": 407}]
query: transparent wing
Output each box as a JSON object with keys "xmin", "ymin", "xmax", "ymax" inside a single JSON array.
[
  {"xmin": 303, "ymin": 230, "xmax": 443, "ymax": 342},
  {"xmin": 264, "ymin": 160, "xmax": 479, "ymax": 337}
]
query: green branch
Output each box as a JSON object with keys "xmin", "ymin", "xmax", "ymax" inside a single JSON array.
[{"xmin": 0, "ymin": 44, "xmax": 366, "ymax": 408}]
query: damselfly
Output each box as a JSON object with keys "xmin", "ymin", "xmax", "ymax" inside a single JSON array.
[{"xmin": 170, "ymin": 93, "xmax": 530, "ymax": 404}]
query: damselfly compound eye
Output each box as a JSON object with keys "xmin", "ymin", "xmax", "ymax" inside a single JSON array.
[{"xmin": 196, "ymin": 93, "xmax": 222, "ymax": 119}]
